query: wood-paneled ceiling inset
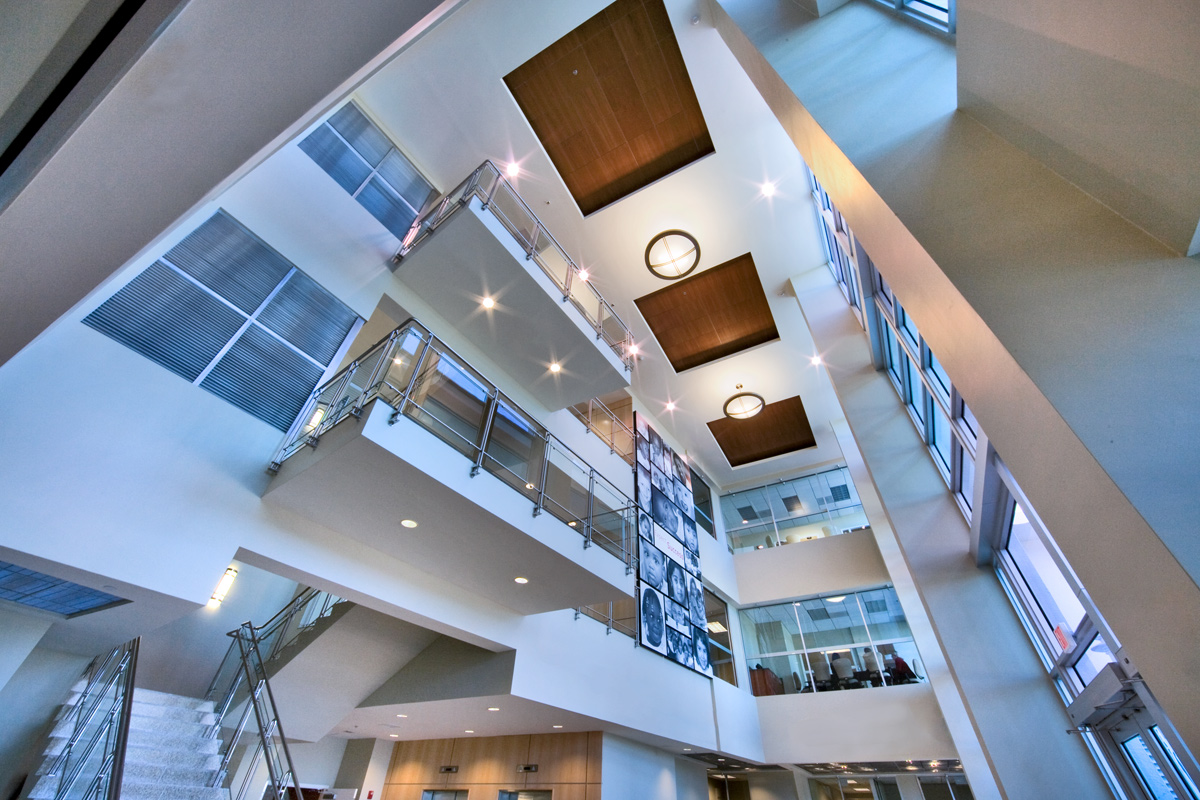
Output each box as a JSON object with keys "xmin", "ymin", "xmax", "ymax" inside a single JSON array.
[
  {"xmin": 707, "ymin": 396, "xmax": 817, "ymax": 468},
  {"xmin": 634, "ymin": 252, "xmax": 778, "ymax": 373},
  {"xmin": 504, "ymin": 0, "xmax": 715, "ymax": 216}
]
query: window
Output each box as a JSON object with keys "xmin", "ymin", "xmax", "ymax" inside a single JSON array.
[
  {"xmin": 300, "ymin": 102, "xmax": 436, "ymax": 240},
  {"xmin": 704, "ymin": 588, "xmax": 736, "ymax": 686},
  {"xmin": 691, "ymin": 466, "xmax": 715, "ymax": 538},
  {"xmin": 807, "ymin": 167, "xmax": 865, "ymax": 327},
  {"xmin": 740, "ymin": 586, "xmax": 925, "ymax": 696},
  {"xmin": 721, "ymin": 466, "xmax": 865, "ymax": 552},
  {"xmin": 872, "ymin": 0, "xmax": 956, "ymax": 33},
  {"xmin": 84, "ymin": 211, "xmax": 359, "ymax": 431}
]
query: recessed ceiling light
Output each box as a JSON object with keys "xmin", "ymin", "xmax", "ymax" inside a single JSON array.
[
  {"xmin": 741, "ymin": 519, "xmax": 749, "ymax": 524},
  {"xmin": 506, "ymin": 162, "xmax": 520, "ymax": 178},
  {"xmin": 568, "ymin": 520, "xmax": 577, "ymax": 527},
  {"xmin": 665, "ymin": 401, "xmax": 675, "ymax": 411},
  {"xmin": 396, "ymin": 714, "xmax": 407, "ymax": 718},
  {"xmin": 514, "ymin": 577, "xmax": 529, "ymax": 584},
  {"xmin": 465, "ymin": 730, "xmax": 474, "ymax": 734},
  {"xmin": 482, "ymin": 296, "xmax": 495, "ymax": 309},
  {"xmin": 628, "ymin": 343, "xmax": 639, "ymax": 355},
  {"xmin": 488, "ymin": 707, "xmax": 500, "ymax": 711},
  {"xmin": 549, "ymin": 362, "xmax": 561, "ymax": 373},
  {"xmin": 717, "ymin": 758, "xmax": 725, "ymax": 762},
  {"xmin": 577, "ymin": 269, "xmax": 589, "ymax": 282},
  {"xmin": 525, "ymin": 483, "xmax": 535, "ymax": 490},
  {"xmin": 810, "ymin": 355, "xmax": 822, "ymax": 365},
  {"xmin": 552, "ymin": 725, "xmax": 563, "ymax": 729},
  {"xmin": 827, "ymin": 595, "xmax": 846, "ymax": 602},
  {"xmin": 761, "ymin": 181, "xmax": 776, "ymax": 197},
  {"xmin": 390, "ymin": 734, "xmax": 398, "ymax": 738},
  {"xmin": 401, "ymin": 519, "xmax": 418, "ymax": 528},
  {"xmin": 905, "ymin": 766, "xmax": 918, "ymax": 771},
  {"xmin": 683, "ymin": 748, "xmax": 691, "ymax": 752}
]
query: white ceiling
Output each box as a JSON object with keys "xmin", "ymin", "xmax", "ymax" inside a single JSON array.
[{"xmin": 222, "ymin": 0, "xmax": 851, "ymax": 496}]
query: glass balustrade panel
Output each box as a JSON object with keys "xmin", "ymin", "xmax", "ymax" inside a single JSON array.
[
  {"xmin": 590, "ymin": 472, "xmax": 634, "ymax": 561},
  {"xmin": 403, "ymin": 346, "xmax": 490, "ymax": 458},
  {"xmin": 542, "ymin": 439, "xmax": 590, "ymax": 527},
  {"xmin": 482, "ymin": 399, "xmax": 546, "ymax": 501}
]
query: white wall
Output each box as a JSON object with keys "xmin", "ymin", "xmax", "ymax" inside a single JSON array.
[
  {"xmin": 756, "ymin": 685, "xmax": 955, "ymax": 764},
  {"xmin": 746, "ymin": 772, "xmax": 800, "ymax": 800},
  {"xmin": 677, "ymin": 757, "xmax": 710, "ymax": 800},
  {"xmin": 0, "ymin": 605, "xmax": 53, "ymax": 690},
  {"xmin": 234, "ymin": 735, "xmax": 349, "ymax": 798},
  {"xmin": 136, "ymin": 561, "xmax": 299, "ymax": 697},
  {"xmin": 600, "ymin": 734, "xmax": 677, "ymax": 800},
  {"xmin": 958, "ymin": 0, "xmax": 1200, "ymax": 255},
  {"xmin": 733, "ymin": 528, "xmax": 888, "ymax": 606}
]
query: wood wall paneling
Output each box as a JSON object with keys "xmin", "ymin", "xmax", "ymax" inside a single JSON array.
[
  {"xmin": 447, "ymin": 735, "xmax": 531, "ymax": 785},
  {"xmin": 586, "ymin": 732, "xmax": 603, "ymax": 785},
  {"xmin": 386, "ymin": 738, "xmax": 455, "ymax": 786},
  {"xmin": 526, "ymin": 732, "xmax": 589, "ymax": 783},
  {"xmin": 504, "ymin": 0, "xmax": 714, "ymax": 215}
]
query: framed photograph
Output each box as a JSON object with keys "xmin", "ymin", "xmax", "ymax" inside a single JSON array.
[
  {"xmin": 667, "ymin": 627, "xmax": 694, "ymax": 668},
  {"xmin": 673, "ymin": 452, "xmax": 690, "ymax": 488},
  {"xmin": 666, "ymin": 596, "xmax": 690, "ymax": 632},
  {"xmin": 665, "ymin": 559, "xmax": 688, "ymax": 606},
  {"xmin": 639, "ymin": 539, "xmax": 666, "ymax": 592},
  {"xmin": 685, "ymin": 549, "xmax": 700, "ymax": 576},
  {"xmin": 688, "ymin": 575, "xmax": 706, "ymax": 628},
  {"xmin": 681, "ymin": 515, "xmax": 698, "ymax": 554},
  {"xmin": 675, "ymin": 480, "xmax": 694, "ymax": 520},
  {"xmin": 651, "ymin": 463, "xmax": 671, "ymax": 494},
  {"xmin": 639, "ymin": 585, "xmax": 667, "ymax": 654},
  {"xmin": 638, "ymin": 510, "xmax": 654, "ymax": 544},
  {"xmin": 692, "ymin": 626, "xmax": 712, "ymax": 675},
  {"xmin": 651, "ymin": 485, "xmax": 682, "ymax": 540},
  {"xmin": 636, "ymin": 434, "xmax": 650, "ymax": 467},
  {"xmin": 648, "ymin": 428, "xmax": 664, "ymax": 475},
  {"xmin": 637, "ymin": 466, "xmax": 652, "ymax": 512},
  {"xmin": 655, "ymin": 522, "xmax": 687, "ymax": 566},
  {"xmin": 658, "ymin": 440, "xmax": 673, "ymax": 477},
  {"xmin": 636, "ymin": 412, "xmax": 648, "ymax": 438}
]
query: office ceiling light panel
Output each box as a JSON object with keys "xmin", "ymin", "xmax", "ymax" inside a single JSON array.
[
  {"xmin": 504, "ymin": 0, "xmax": 714, "ymax": 215},
  {"xmin": 634, "ymin": 253, "xmax": 778, "ymax": 372},
  {"xmin": 707, "ymin": 396, "xmax": 816, "ymax": 467}
]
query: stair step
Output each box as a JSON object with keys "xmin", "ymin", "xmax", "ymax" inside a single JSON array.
[
  {"xmin": 133, "ymin": 689, "xmax": 215, "ymax": 713},
  {"xmin": 126, "ymin": 727, "xmax": 221, "ymax": 754},
  {"xmin": 124, "ymin": 745, "xmax": 221, "ymax": 773},
  {"xmin": 119, "ymin": 781, "xmax": 226, "ymax": 800},
  {"xmin": 127, "ymin": 712, "xmax": 211, "ymax": 738},
  {"xmin": 122, "ymin": 760, "xmax": 219, "ymax": 787},
  {"xmin": 132, "ymin": 700, "xmax": 217, "ymax": 727}
]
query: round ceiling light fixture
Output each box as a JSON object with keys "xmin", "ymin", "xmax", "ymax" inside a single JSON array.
[
  {"xmin": 645, "ymin": 230, "xmax": 700, "ymax": 280},
  {"xmin": 723, "ymin": 384, "xmax": 764, "ymax": 420}
]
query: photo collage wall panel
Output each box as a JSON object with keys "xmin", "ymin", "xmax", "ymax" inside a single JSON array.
[{"xmin": 635, "ymin": 412, "xmax": 712, "ymax": 677}]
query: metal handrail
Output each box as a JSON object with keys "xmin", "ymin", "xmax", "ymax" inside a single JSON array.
[
  {"xmin": 44, "ymin": 638, "xmax": 138, "ymax": 800},
  {"xmin": 568, "ymin": 397, "xmax": 636, "ymax": 464},
  {"xmin": 268, "ymin": 317, "xmax": 639, "ymax": 573},
  {"xmin": 394, "ymin": 160, "xmax": 634, "ymax": 369}
]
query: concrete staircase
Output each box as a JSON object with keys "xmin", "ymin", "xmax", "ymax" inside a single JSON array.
[{"xmin": 24, "ymin": 686, "xmax": 224, "ymax": 800}]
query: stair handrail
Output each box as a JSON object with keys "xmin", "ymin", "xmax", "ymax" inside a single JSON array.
[{"xmin": 43, "ymin": 638, "xmax": 138, "ymax": 800}]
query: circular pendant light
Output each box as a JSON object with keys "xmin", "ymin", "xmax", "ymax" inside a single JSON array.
[
  {"xmin": 645, "ymin": 230, "xmax": 700, "ymax": 280},
  {"xmin": 723, "ymin": 384, "xmax": 764, "ymax": 419}
]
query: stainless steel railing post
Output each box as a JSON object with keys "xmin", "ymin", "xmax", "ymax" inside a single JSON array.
[
  {"xmin": 584, "ymin": 470, "xmax": 595, "ymax": 549},
  {"xmin": 534, "ymin": 436, "xmax": 551, "ymax": 517},
  {"xmin": 472, "ymin": 388, "xmax": 499, "ymax": 477}
]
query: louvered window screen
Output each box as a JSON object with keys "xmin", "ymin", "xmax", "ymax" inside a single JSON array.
[
  {"xmin": 298, "ymin": 101, "xmax": 436, "ymax": 240},
  {"xmin": 84, "ymin": 210, "xmax": 360, "ymax": 431}
]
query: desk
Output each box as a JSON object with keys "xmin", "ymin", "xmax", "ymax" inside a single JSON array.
[{"xmin": 750, "ymin": 667, "xmax": 784, "ymax": 696}]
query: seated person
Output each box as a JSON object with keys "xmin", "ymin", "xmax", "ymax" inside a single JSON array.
[
  {"xmin": 831, "ymin": 653, "xmax": 860, "ymax": 688},
  {"xmin": 811, "ymin": 657, "xmax": 833, "ymax": 691},
  {"xmin": 891, "ymin": 654, "xmax": 919, "ymax": 683}
]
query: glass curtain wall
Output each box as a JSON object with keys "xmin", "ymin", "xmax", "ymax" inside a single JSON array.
[
  {"xmin": 739, "ymin": 587, "xmax": 925, "ymax": 696},
  {"xmin": 722, "ymin": 466, "xmax": 866, "ymax": 553}
]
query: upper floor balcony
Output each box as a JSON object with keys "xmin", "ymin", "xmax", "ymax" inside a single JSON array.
[
  {"xmin": 394, "ymin": 161, "xmax": 634, "ymax": 411},
  {"xmin": 264, "ymin": 317, "xmax": 637, "ymax": 616}
]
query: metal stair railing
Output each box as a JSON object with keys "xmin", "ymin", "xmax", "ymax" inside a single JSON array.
[
  {"xmin": 43, "ymin": 638, "xmax": 139, "ymax": 800},
  {"xmin": 205, "ymin": 588, "xmax": 345, "ymax": 798}
]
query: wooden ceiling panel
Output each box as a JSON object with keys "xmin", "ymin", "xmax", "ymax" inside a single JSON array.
[
  {"xmin": 634, "ymin": 253, "xmax": 779, "ymax": 372},
  {"xmin": 707, "ymin": 397, "xmax": 817, "ymax": 467},
  {"xmin": 505, "ymin": 0, "xmax": 714, "ymax": 215}
]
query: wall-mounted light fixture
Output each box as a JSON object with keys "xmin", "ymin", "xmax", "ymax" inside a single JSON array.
[
  {"xmin": 207, "ymin": 567, "xmax": 238, "ymax": 608},
  {"xmin": 645, "ymin": 230, "xmax": 700, "ymax": 280},
  {"xmin": 723, "ymin": 385, "xmax": 764, "ymax": 420}
]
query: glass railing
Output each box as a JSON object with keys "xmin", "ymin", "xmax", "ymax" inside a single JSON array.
[
  {"xmin": 740, "ymin": 587, "xmax": 927, "ymax": 696},
  {"xmin": 397, "ymin": 160, "xmax": 634, "ymax": 368},
  {"xmin": 723, "ymin": 466, "xmax": 868, "ymax": 553},
  {"xmin": 568, "ymin": 396, "xmax": 636, "ymax": 465},
  {"xmin": 576, "ymin": 595, "xmax": 637, "ymax": 638},
  {"xmin": 269, "ymin": 319, "xmax": 638, "ymax": 571}
]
